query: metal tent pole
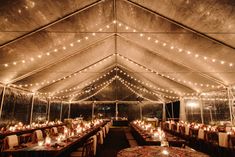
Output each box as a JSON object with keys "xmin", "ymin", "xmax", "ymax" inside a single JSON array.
[
  {"xmin": 115, "ymin": 100, "xmax": 118, "ymax": 119},
  {"xmin": 68, "ymin": 102, "xmax": 71, "ymax": 119},
  {"xmin": 30, "ymin": 94, "xmax": 35, "ymax": 124},
  {"xmin": 0, "ymin": 86, "xmax": 6, "ymax": 119},
  {"xmin": 171, "ymin": 102, "xmax": 174, "ymax": 119},
  {"xmin": 92, "ymin": 101, "xmax": 95, "ymax": 121},
  {"xmin": 60, "ymin": 101, "xmax": 63, "ymax": 121},
  {"xmin": 199, "ymin": 96, "xmax": 204, "ymax": 124},
  {"xmin": 139, "ymin": 102, "xmax": 143, "ymax": 120},
  {"xmin": 228, "ymin": 87, "xmax": 234, "ymax": 124},
  {"xmin": 47, "ymin": 99, "xmax": 51, "ymax": 121},
  {"xmin": 162, "ymin": 103, "xmax": 166, "ymax": 121}
]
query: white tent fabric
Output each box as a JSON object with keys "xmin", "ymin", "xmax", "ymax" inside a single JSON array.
[{"xmin": 0, "ymin": 0, "xmax": 234, "ymax": 103}]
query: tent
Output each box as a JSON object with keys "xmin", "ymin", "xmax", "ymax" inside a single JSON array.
[{"xmin": 0, "ymin": 0, "xmax": 235, "ymax": 125}]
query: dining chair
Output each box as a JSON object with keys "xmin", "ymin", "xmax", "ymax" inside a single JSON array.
[
  {"xmin": 20, "ymin": 133, "xmax": 32, "ymax": 143},
  {"xmin": 51, "ymin": 127, "xmax": 59, "ymax": 135},
  {"xmin": 70, "ymin": 137, "xmax": 95, "ymax": 157},
  {"xmin": 33, "ymin": 130, "xmax": 44, "ymax": 142},
  {"xmin": 105, "ymin": 124, "xmax": 109, "ymax": 134},
  {"xmin": 102, "ymin": 127, "xmax": 106, "ymax": 138},
  {"xmin": 97, "ymin": 130, "xmax": 104, "ymax": 145},
  {"xmin": 205, "ymin": 131, "xmax": 219, "ymax": 156},
  {"xmin": 3, "ymin": 135, "xmax": 19, "ymax": 150}
]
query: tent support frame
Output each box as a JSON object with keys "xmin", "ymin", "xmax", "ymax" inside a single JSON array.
[
  {"xmin": 30, "ymin": 94, "xmax": 35, "ymax": 124},
  {"xmin": 228, "ymin": 87, "xmax": 234, "ymax": 125},
  {"xmin": 0, "ymin": 86, "xmax": 6, "ymax": 119}
]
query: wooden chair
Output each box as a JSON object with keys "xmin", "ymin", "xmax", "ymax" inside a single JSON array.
[
  {"xmin": 70, "ymin": 137, "xmax": 95, "ymax": 157},
  {"xmin": 97, "ymin": 130, "xmax": 104, "ymax": 145},
  {"xmin": 51, "ymin": 127, "xmax": 59, "ymax": 136},
  {"xmin": 205, "ymin": 131, "xmax": 219, "ymax": 156},
  {"xmin": 3, "ymin": 135, "xmax": 19, "ymax": 150},
  {"xmin": 33, "ymin": 130, "xmax": 44, "ymax": 143},
  {"xmin": 20, "ymin": 133, "xmax": 32, "ymax": 143}
]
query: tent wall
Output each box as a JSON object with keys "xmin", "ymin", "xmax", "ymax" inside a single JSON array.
[
  {"xmin": 0, "ymin": 88, "xmax": 32, "ymax": 126},
  {"xmin": 32, "ymin": 97, "xmax": 48, "ymax": 122}
]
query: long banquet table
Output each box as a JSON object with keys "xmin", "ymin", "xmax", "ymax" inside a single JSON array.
[
  {"xmin": 1, "ymin": 122, "xmax": 106, "ymax": 157},
  {"xmin": 130, "ymin": 122, "xmax": 186, "ymax": 147},
  {"xmin": 117, "ymin": 146, "xmax": 209, "ymax": 157},
  {"xmin": 0, "ymin": 124, "xmax": 65, "ymax": 139}
]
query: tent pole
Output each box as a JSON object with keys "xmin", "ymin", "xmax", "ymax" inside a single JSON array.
[
  {"xmin": 47, "ymin": 99, "xmax": 51, "ymax": 121},
  {"xmin": 171, "ymin": 102, "xmax": 174, "ymax": 119},
  {"xmin": 139, "ymin": 102, "xmax": 142, "ymax": 120},
  {"xmin": 162, "ymin": 103, "xmax": 166, "ymax": 121},
  {"xmin": 60, "ymin": 101, "xmax": 63, "ymax": 121},
  {"xmin": 0, "ymin": 86, "xmax": 6, "ymax": 119},
  {"xmin": 228, "ymin": 87, "xmax": 233, "ymax": 125},
  {"xmin": 30, "ymin": 94, "xmax": 35, "ymax": 124},
  {"xmin": 179, "ymin": 97, "xmax": 186, "ymax": 121},
  {"xmin": 92, "ymin": 101, "xmax": 95, "ymax": 121},
  {"xmin": 68, "ymin": 103, "xmax": 71, "ymax": 119},
  {"xmin": 115, "ymin": 101, "xmax": 118, "ymax": 119},
  {"xmin": 199, "ymin": 96, "xmax": 204, "ymax": 124}
]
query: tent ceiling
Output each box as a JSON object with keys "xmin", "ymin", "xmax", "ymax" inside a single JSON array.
[{"xmin": 0, "ymin": 0, "xmax": 235, "ymax": 102}]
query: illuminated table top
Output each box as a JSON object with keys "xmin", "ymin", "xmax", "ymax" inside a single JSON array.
[{"xmin": 117, "ymin": 146, "xmax": 209, "ymax": 157}]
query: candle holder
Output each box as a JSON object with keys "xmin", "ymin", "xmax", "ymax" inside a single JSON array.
[{"xmin": 38, "ymin": 141, "xmax": 44, "ymax": 146}]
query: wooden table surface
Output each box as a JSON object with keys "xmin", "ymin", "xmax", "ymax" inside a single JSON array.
[
  {"xmin": 131, "ymin": 123, "xmax": 186, "ymax": 147},
  {"xmin": 117, "ymin": 146, "xmax": 209, "ymax": 157}
]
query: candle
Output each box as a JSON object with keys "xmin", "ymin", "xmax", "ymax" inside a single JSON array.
[
  {"xmin": 45, "ymin": 136, "xmax": 51, "ymax": 146},
  {"xmin": 38, "ymin": 141, "xmax": 44, "ymax": 146}
]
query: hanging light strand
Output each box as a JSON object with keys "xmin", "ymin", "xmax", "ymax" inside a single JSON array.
[
  {"xmin": 14, "ymin": 53, "xmax": 115, "ymax": 88},
  {"xmin": 117, "ymin": 53, "xmax": 225, "ymax": 90},
  {"xmin": 2, "ymin": 21, "xmax": 115, "ymax": 68},
  {"xmin": 117, "ymin": 76, "xmax": 179, "ymax": 100},
  {"xmin": 51, "ymin": 76, "xmax": 116, "ymax": 99},
  {"xmin": 38, "ymin": 67, "xmax": 117, "ymax": 95},
  {"xmin": 117, "ymin": 21, "xmax": 234, "ymax": 68}
]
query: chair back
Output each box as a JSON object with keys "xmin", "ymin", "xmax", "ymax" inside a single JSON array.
[
  {"xmin": 230, "ymin": 135, "xmax": 235, "ymax": 150},
  {"xmin": 91, "ymin": 135, "xmax": 97, "ymax": 156},
  {"xmin": 198, "ymin": 129, "xmax": 204, "ymax": 140},
  {"xmin": 82, "ymin": 138, "xmax": 94, "ymax": 157},
  {"xmin": 207, "ymin": 131, "xmax": 218, "ymax": 144},
  {"xmin": 52, "ymin": 127, "xmax": 58, "ymax": 135},
  {"xmin": 35, "ymin": 130, "xmax": 44, "ymax": 141},
  {"xmin": 218, "ymin": 132, "xmax": 229, "ymax": 148},
  {"xmin": 97, "ymin": 130, "xmax": 104, "ymax": 144},
  {"xmin": 185, "ymin": 125, "xmax": 190, "ymax": 135},
  {"xmin": 105, "ymin": 125, "xmax": 109, "ymax": 134},
  {"xmin": 5, "ymin": 135, "xmax": 19, "ymax": 149},
  {"xmin": 102, "ymin": 127, "xmax": 106, "ymax": 138},
  {"xmin": 176, "ymin": 123, "xmax": 180, "ymax": 132}
]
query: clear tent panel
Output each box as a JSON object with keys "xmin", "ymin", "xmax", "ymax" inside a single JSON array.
[
  {"xmin": 118, "ymin": 103, "xmax": 140, "ymax": 121},
  {"xmin": 94, "ymin": 103, "xmax": 115, "ymax": 119},
  {"xmin": 61, "ymin": 102, "xmax": 69, "ymax": 121},
  {"xmin": 49, "ymin": 101, "xmax": 61, "ymax": 121},
  {"xmin": 32, "ymin": 97, "xmax": 48, "ymax": 123},
  {"xmin": 1, "ymin": 88, "xmax": 32, "ymax": 125},
  {"xmin": 184, "ymin": 99, "xmax": 202, "ymax": 123},
  {"xmin": 70, "ymin": 103, "xmax": 93, "ymax": 120}
]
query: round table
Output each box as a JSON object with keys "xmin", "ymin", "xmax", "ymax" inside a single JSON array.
[{"xmin": 117, "ymin": 146, "xmax": 209, "ymax": 157}]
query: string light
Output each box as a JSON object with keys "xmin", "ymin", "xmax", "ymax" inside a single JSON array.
[
  {"xmin": 117, "ymin": 53, "xmax": 225, "ymax": 90},
  {"xmin": 52, "ymin": 77, "xmax": 116, "ymax": 100},
  {"xmin": 117, "ymin": 76, "xmax": 179, "ymax": 100},
  {"xmin": 118, "ymin": 77, "xmax": 163, "ymax": 102},
  {"xmin": 14, "ymin": 54, "xmax": 115, "ymax": 88},
  {"xmin": 1, "ymin": 21, "xmax": 114, "ymax": 68},
  {"xmin": 117, "ymin": 21, "xmax": 234, "ymax": 68},
  {"xmin": 116, "ymin": 67, "xmax": 182, "ymax": 96},
  {"xmin": 39, "ymin": 68, "xmax": 116, "ymax": 95}
]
